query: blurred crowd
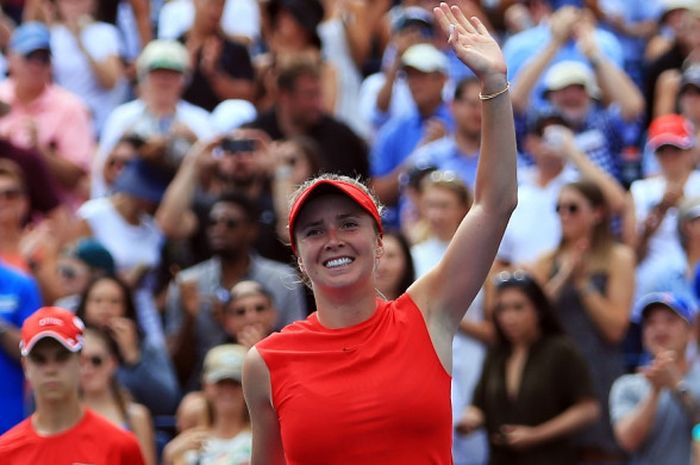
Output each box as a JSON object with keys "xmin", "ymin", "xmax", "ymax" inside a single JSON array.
[{"xmin": 0, "ymin": 0, "xmax": 700, "ymax": 464}]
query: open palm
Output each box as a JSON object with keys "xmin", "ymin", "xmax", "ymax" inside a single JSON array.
[{"xmin": 433, "ymin": 2, "xmax": 506, "ymax": 80}]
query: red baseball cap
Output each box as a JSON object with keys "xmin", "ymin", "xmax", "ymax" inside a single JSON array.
[
  {"xmin": 20, "ymin": 306, "xmax": 85, "ymax": 356},
  {"xmin": 288, "ymin": 178, "xmax": 383, "ymax": 255},
  {"xmin": 647, "ymin": 114, "xmax": 696, "ymax": 152}
]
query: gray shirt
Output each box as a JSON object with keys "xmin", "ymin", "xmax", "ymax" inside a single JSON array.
[
  {"xmin": 165, "ymin": 255, "xmax": 306, "ymax": 389},
  {"xmin": 610, "ymin": 362, "xmax": 700, "ymax": 465}
]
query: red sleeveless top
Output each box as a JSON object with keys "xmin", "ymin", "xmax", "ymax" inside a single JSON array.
[{"xmin": 256, "ymin": 293, "xmax": 453, "ymax": 465}]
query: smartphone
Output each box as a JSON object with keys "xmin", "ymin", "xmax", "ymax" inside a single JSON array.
[{"xmin": 219, "ymin": 138, "xmax": 256, "ymax": 154}]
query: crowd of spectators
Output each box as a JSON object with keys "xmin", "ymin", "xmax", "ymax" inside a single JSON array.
[{"xmin": 0, "ymin": 0, "xmax": 700, "ymax": 464}]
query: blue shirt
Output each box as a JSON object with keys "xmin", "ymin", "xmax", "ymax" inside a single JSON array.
[
  {"xmin": 503, "ymin": 23, "xmax": 624, "ymax": 110},
  {"xmin": 410, "ymin": 136, "xmax": 480, "ymax": 189},
  {"xmin": 0, "ymin": 263, "xmax": 41, "ymax": 433},
  {"xmin": 371, "ymin": 103, "xmax": 454, "ymax": 227}
]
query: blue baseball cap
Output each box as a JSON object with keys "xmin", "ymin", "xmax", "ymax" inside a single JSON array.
[
  {"xmin": 10, "ymin": 22, "xmax": 51, "ymax": 56},
  {"xmin": 635, "ymin": 292, "xmax": 696, "ymax": 325},
  {"xmin": 112, "ymin": 158, "xmax": 172, "ymax": 204}
]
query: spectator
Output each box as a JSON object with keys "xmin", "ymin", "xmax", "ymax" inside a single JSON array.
[
  {"xmin": 100, "ymin": 136, "xmax": 140, "ymax": 194},
  {"xmin": 269, "ymin": 135, "xmax": 322, "ymax": 245},
  {"xmin": 0, "ymin": 307, "xmax": 145, "ymax": 464},
  {"xmin": 159, "ymin": 0, "xmax": 260, "ymax": 46},
  {"xmin": 165, "ymin": 193, "xmax": 306, "ymax": 391},
  {"xmin": 409, "ymin": 171, "xmax": 491, "ymax": 465},
  {"xmin": 220, "ymin": 280, "xmax": 279, "ymax": 348},
  {"xmin": 610, "ymin": 292, "xmax": 700, "ymax": 465},
  {"xmin": 52, "ymin": 237, "xmax": 116, "ymax": 311},
  {"xmin": 644, "ymin": 6, "xmax": 700, "ymax": 123},
  {"xmin": 0, "ymin": 160, "xmax": 32, "ymax": 273},
  {"xmin": 76, "ymin": 276, "xmax": 180, "ymax": 415},
  {"xmin": 408, "ymin": 77, "xmax": 482, "ymax": 191},
  {"xmin": 49, "ymin": 0, "xmax": 127, "ymax": 135},
  {"xmin": 80, "ymin": 327, "xmax": 156, "ymax": 465},
  {"xmin": 497, "ymin": 111, "xmax": 630, "ymax": 268},
  {"xmin": 653, "ymin": 64, "xmax": 700, "ymax": 159},
  {"xmin": 532, "ymin": 180, "xmax": 635, "ymax": 463},
  {"xmin": 632, "ymin": 114, "xmax": 700, "ymax": 300},
  {"xmin": 156, "ymin": 129, "xmax": 293, "ymax": 265},
  {"xmin": 0, "ymin": 261, "xmax": 41, "ymax": 434},
  {"xmin": 375, "ymin": 230, "xmax": 415, "ymax": 301},
  {"xmin": 178, "ymin": 0, "xmax": 255, "ymax": 111},
  {"xmin": 94, "ymin": 39, "xmax": 212, "ymax": 198},
  {"xmin": 358, "ymin": 6, "xmax": 432, "ymax": 138},
  {"xmin": 504, "ymin": 4, "xmax": 626, "ymax": 109},
  {"xmin": 162, "ymin": 344, "xmax": 251, "ymax": 465},
  {"xmin": 457, "ymin": 271, "xmax": 600, "ymax": 465},
  {"xmin": 247, "ymin": 53, "xmax": 369, "ymax": 179},
  {"xmin": 370, "ymin": 42, "xmax": 453, "ymax": 227},
  {"xmin": 644, "ymin": 196, "xmax": 700, "ymax": 308},
  {"xmin": 0, "ymin": 22, "xmax": 95, "ymax": 207},
  {"xmin": 77, "ymin": 159, "xmax": 175, "ymax": 349},
  {"xmin": 645, "ymin": 0, "xmax": 694, "ymax": 62},
  {"xmin": 256, "ymin": 0, "xmax": 336, "ymax": 113},
  {"xmin": 318, "ymin": 0, "xmax": 387, "ymax": 137}
]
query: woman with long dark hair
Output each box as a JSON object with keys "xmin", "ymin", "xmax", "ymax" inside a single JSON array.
[
  {"xmin": 80, "ymin": 327, "xmax": 156, "ymax": 465},
  {"xmin": 532, "ymin": 180, "xmax": 635, "ymax": 463},
  {"xmin": 457, "ymin": 272, "xmax": 600, "ymax": 465},
  {"xmin": 76, "ymin": 275, "xmax": 179, "ymax": 415}
]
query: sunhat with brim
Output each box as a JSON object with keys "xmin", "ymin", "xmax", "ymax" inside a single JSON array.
[
  {"xmin": 543, "ymin": 61, "xmax": 601, "ymax": 99},
  {"xmin": 202, "ymin": 344, "xmax": 247, "ymax": 384},
  {"xmin": 288, "ymin": 179, "xmax": 383, "ymax": 255}
]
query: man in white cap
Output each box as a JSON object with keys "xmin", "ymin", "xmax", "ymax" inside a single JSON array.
[
  {"xmin": 0, "ymin": 306, "xmax": 145, "ymax": 464},
  {"xmin": 94, "ymin": 39, "xmax": 213, "ymax": 198},
  {"xmin": 370, "ymin": 42, "xmax": 453, "ymax": 227},
  {"xmin": 508, "ymin": 5, "xmax": 644, "ymax": 183}
]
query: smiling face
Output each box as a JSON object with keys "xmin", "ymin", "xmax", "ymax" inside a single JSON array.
[{"xmin": 294, "ymin": 193, "xmax": 381, "ymax": 293}]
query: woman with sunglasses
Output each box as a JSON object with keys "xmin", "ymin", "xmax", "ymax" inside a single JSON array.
[
  {"xmin": 77, "ymin": 275, "xmax": 180, "ymax": 416},
  {"xmin": 458, "ymin": 272, "xmax": 600, "ymax": 465},
  {"xmin": 242, "ymin": 3, "xmax": 517, "ymax": 463},
  {"xmin": 80, "ymin": 327, "xmax": 156, "ymax": 465},
  {"xmin": 532, "ymin": 180, "xmax": 635, "ymax": 464}
]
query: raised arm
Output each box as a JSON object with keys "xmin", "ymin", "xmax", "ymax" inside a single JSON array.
[{"xmin": 409, "ymin": 3, "xmax": 517, "ymax": 335}]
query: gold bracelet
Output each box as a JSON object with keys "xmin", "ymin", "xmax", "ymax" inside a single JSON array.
[{"xmin": 479, "ymin": 82, "xmax": 511, "ymax": 101}]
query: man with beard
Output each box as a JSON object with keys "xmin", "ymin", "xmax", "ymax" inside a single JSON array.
[
  {"xmin": 164, "ymin": 192, "xmax": 306, "ymax": 391},
  {"xmin": 156, "ymin": 128, "xmax": 291, "ymax": 265}
]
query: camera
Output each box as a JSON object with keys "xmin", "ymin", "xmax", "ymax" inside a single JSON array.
[{"xmin": 219, "ymin": 138, "xmax": 257, "ymax": 154}]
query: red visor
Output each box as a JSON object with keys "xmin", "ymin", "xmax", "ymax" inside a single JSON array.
[{"xmin": 288, "ymin": 179, "xmax": 383, "ymax": 255}]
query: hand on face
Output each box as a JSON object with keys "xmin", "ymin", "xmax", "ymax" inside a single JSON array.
[{"xmin": 108, "ymin": 317, "xmax": 140, "ymax": 365}]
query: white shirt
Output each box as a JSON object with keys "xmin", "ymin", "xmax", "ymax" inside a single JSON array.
[
  {"xmin": 158, "ymin": 0, "xmax": 260, "ymax": 43},
  {"xmin": 93, "ymin": 99, "xmax": 213, "ymax": 197},
  {"xmin": 630, "ymin": 170, "xmax": 700, "ymax": 299},
  {"xmin": 51, "ymin": 22, "xmax": 128, "ymax": 135},
  {"xmin": 498, "ymin": 166, "xmax": 578, "ymax": 266}
]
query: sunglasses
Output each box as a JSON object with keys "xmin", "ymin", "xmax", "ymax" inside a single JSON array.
[
  {"xmin": 106, "ymin": 157, "xmax": 133, "ymax": 169},
  {"xmin": 208, "ymin": 216, "xmax": 243, "ymax": 229},
  {"xmin": 555, "ymin": 202, "xmax": 580, "ymax": 215},
  {"xmin": 58, "ymin": 265, "xmax": 79, "ymax": 281},
  {"xmin": 493, "ymin": 269, "xmax": 533, "ymax": 287},
  {"xmin": 82, "ymin": 355, "xmax": 105, "ymax": 367},
  {"xmin": 0, "ymin": 188, "xmax": 23, "ymax": 201}
]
